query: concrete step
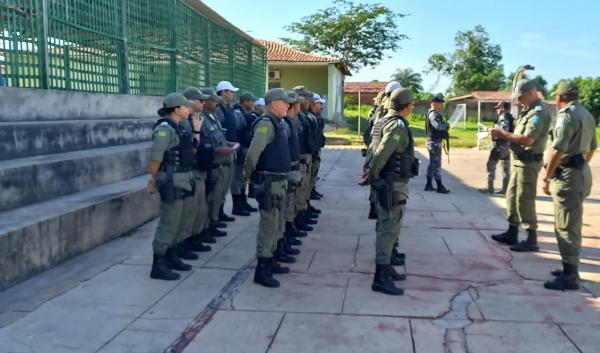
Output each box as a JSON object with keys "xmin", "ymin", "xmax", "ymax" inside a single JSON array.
[
  {"xmin": 0, "ymin": 118, "xmax": 156, "ymax": 161},
  {"xmin": 0, "ymin": 143, "xmax": 151, "ymax": 212},
  {"xmin": 0, "ymin": 175, "xmax": 158, "ymax": 290}
]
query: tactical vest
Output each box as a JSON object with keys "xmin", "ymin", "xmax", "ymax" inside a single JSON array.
[
  {"xmin": 254, "ymin": 115, "xmax": 292, "ymax": 173},
  {"xmin": 189, "ymin": 116, "xmax": 214, "ymax": 171},
  {"xmin": 298, "ymin": 111, "xmax": 318, "ymax": 154},
  {"xmin": 234, "ymin": 106, "xmax": 256, "ymax": 148},
  {"xmin": 201, "ymin": 112, "xmax": 226, "ymax": 147},
  {"xmin": 154, "ymin": 118, "xmax": 195, "ymax": 172},
  {"xmin": 218, "ymin": 103, "xmax": 238, "ymax": 142},
  {"xmin": 425, "ymin": 109, "xmax": 445, "ymax": 141},
  {"xmin": 371, "ymin": 115, "xmax": 416, "ymax": 180},
  {"xmin": 284, "ymin": 117, "xmax": 300, "ymax": 163}
]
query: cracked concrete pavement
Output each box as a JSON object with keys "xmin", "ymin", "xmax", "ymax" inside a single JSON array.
[{"xmin": 1, "ymin": 147, "xmax": 599, "ymax": 353}]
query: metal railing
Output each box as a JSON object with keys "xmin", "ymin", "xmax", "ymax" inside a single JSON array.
[{"xmin": 0, "ymin": 0, "xmax": 267, "ymax": 96}]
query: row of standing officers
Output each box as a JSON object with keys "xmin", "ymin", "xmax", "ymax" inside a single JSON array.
[{"xmin": 146, "ymin": 82, "xmax": 327, "ymax": 289}]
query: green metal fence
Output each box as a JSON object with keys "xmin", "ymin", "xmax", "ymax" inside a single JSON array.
[{"xmin": 0, "ymin": 0, "xmax": 267, "ymax": 96}]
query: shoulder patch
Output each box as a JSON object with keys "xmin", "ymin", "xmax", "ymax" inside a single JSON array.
[
  {"xmin": 397, "ymin": 119, "xmax": 405, "ymax": 128},
  {"xmin": 393, "ymin": 134, "xmax": 401, "ymax": 141},
  {"xmin": 555, "ymin": 116, "xmax": 565, "ymax": 129},
  {"xmin": 158, "ymin": 131, "xmax": 167, "ymax": 137},
  {"xmin": 256, "ymin": 126, "xmax": 268, "ymax": 134},
  {"xmin": 531, "ymin": 115, "xmax": 541, "ymax": 125},
  {"xmin": 535, "ymin": 106, "xmax": 543, "ymax": 112}
]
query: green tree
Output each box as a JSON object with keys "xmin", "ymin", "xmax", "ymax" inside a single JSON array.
[
  {"xmin": 281, "ymin": 0, "xmax": 407, "ymax": 72},
  {"xmin": 557, "ymin": 77, "xmax": 600, "ymax": 125},
  {"xmin": 427, "ymin": 25, "xmax": 504, "ymax": 95},
  {"xmin": 391, "ymin": 68, "xmax": 423, "ymax": 92}
]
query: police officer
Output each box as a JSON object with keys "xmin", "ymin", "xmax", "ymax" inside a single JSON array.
[
  {"xmin": 176, "ymin": 87, "xmax": 213, "ymax": 255},
  {"xmin": 363, "ymin": 91, "xmax": 385, "ymax": 146},
  {"xmin": 424, "ymin": 93, "xmax": 450, "ymax": 193},
  {"xmin": 231, "ymin": 92, "xmax": 259, "ymax": 216},
  {"xmin": 491, "ymin": 79, "xmax": 551, "ymax": 252},
  {"xmin": 255, "ymin": 98, "xmax": 266, "ymax": 115},
  {"xmin": 310, "ymin": 93, "xmax": 327, "ymax": 200},
  {"xmin": 214, "ymin": 81, "xmax": 239, "ymax": 222},
  {"xmin": 245, "ymin": 88, "xmax": 295, "ymax": 288},
  {"xmin": 542, "ymin": 81, "xmax": 596, "ymax": 290},
  {"xmin": 479, "ymin": 101, "xmax": 514, "ymax": 194},
  {"xmin": 148, "ymin": 93, "xmax": 197, "ymax": 281},
  {"xmin": 200, "ymin": 88, "xmax": 237, "ymax": 236},
  {"xmin": 360, "ymin": 88, "xmax": 418, "ymax": 296}
]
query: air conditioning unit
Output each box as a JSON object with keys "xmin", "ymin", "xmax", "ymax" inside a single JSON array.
[{"xmin": 268, "ymin": 69, "xmax": 281, "ymax": 80}]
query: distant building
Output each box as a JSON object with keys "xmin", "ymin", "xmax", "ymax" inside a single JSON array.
[
  {"xmin": 259, "ymin": 39, "xmax": 351, "ymax": 122},
  {"xmin": 343, "ymin": 81, "xmax": 388, "ymax": 105}
]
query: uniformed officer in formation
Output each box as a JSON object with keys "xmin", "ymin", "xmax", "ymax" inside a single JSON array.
[
  {"xmin": 424, "ymin": 93, "xmax": 451, "ymax": 193},
  {"xmin": 541, "ymin": 80, "xmax": 596, "ymax": 291},
  {"xmin": 360, "ymin": 88, "xmax": 418, "ymax": 296},
  {"xmin": 491, "ymin": 79, "xmax": 551, "ymax": 252},
  {"xmin": 244, "ymin": 88, "xmax": 295, "ymax": 288},
  {"xmin": 308, "ymin": 93, "xmax": 326, "ymax": 200},
  {"xmin": 201, "ymin": 88, "xmax": 237, "ymax": 235},
  {"xmin": 148, "ymin": 93, "xmax": 198, "ymax": 281},
  {"xmin": 231, "ymin": 92, "xmax": 259, "ymax": 216},
  {"xmin": 479, "ymin": 101, "xmax": 514, "ymax": 194}
]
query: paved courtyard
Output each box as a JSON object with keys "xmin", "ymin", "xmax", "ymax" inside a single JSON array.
[{"xmin": 1, "ymin": 147, "xmax": 600, "ymax": 353}]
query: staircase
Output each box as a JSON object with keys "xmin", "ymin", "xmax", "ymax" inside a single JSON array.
[{"xmin": 0, "ymin": 87, "xmax": 163, "ymax": 290}]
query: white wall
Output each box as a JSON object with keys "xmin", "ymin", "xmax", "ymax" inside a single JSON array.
[{"xmin": 327, "ymin": 64, "xmax": 344, "ymax": 123}]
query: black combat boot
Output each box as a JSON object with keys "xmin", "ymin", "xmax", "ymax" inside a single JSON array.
[
  {"xmin": 198, "ymin": 230, "xmax": 216, "ymax": 244},
  {"xmin": 385, "ymin": 265, "xmax": 407, "ymax": 281},
  {"xmin": 166, "ymin": 247, "xmax": 192, "ymax": 271},
  {"xmin": 424, "ymin": 177, "xmax": 436, "ymax": 191},
  {"xmin": 510, "ymin": 229, "xmax": 539, "ymax": 252},
  {"xmin": 491, "ymin": 225, "xmax": 518, "ymax": 245},
  {"xmin": 372, "ymin": 264, "xmax": 404, "ymax": 295},
  {"xmin": 282, "ymin": 237, "xmax": 300, "ymax": 255},
  {"xmin": 285, "ymin": 221, "xmax": 306, "ymax": 239},
  {"xmin": 150, "ymin": 254, "xmax": 181, "ymax": 281},
  {"xmin": 188, "ymin": 235, "xmax": 212, "ymax": 252},
  {"xmin": 231, "ymin": 195, "xmax": 251, "ymax": 216},
  {"xmin": 544, "ymin": 263, "xmax": 580, "ymax": 291},
  {"xmin": 219, "ymin": 205, "xmax": 236, "ymax": 222},
  {"xmin": 241, "ymin": 191, "xmax": 258, "ymax": 212},
  {"xmin": 435, "ymin": 179, "xmax": 450, "ymax": 194},
  {"xmin": 209, "ymin": 224, "xmax": 227, "ymax": 237},
  {"xmin": 269, "ymin": 257, "xmax": 290, "ymax": 274},
  {"xmin": 551, "ymin": 262, "xmax": 581, "ymax": 279},
  {"xmin": 212, "ymin": 220, "xmax": 227, "ymax": 229},
  {"xmin": 177, "ymin": 241, "xmax": 199, "ymax": 260},
  {"xmin": 308, "ymin": 203, "xmax": 322, "ymax": 214},
  {"xmin": 303, "ymin": 211, "xmax": 318, "ymax": 224},
  {"xmin": 310, "ymin": 188, "xmax": 322, "ymax": 200},
  {"xmin": 390, "ymin": 255, "xmax": 405, "ymax": 266},
  {"xmin": 479, "ymin": 180, "xmax": 494, "ymax": 194},
  {"xmin": 497, "ymin": 177, "xmax": 509, "ymax": 195},
  {"xmin": 368, "ymin": 202, "xmax": 378, "ymax": 220},
  {"xmin": 254, "ymin": 257, "xmax": 280, "ymax": 288},
  {"xmin": 295, "ymin": 215, "xmax": 313, "ymax": 232},
  {"xmin": 312, "ymin": 187, "xmax": 324, "ymax": 198},
  {"xmin": 392, "ymin": 247, "xmax": 406, "ymax": 261},
  {"xmin": 274, "ymin": 239, "xmax": 296, "ymax": 263}
]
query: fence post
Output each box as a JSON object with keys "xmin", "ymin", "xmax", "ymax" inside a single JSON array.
[
  {"xmin": 168, "ymin": 0, "xmax": 177, "ymax": 92},
  {"xmin": 117, "ymin": 0, "xmax": 130, "ymax": 94},
  {"xmin": 40, "ymin": 0, "xmax": 51, "ymax": 89},
  {"xmin": 205, "ymin": 21, "xmax": 212, "ymax": 87}
]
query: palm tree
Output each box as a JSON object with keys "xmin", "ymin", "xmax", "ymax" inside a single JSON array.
[{"xmin": 391, "ymin": 68, "xmax": 423, "ymax": 92}]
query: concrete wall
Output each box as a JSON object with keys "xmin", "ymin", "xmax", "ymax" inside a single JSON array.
[
  {"xmin": 0, "ymin": 87, "xmax": 162, "ymax": 122},
  {"xmin": 269, "ymin": 66, "xmax": 328, "ymax": 95}
]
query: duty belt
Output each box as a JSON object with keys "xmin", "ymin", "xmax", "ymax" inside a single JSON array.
[
  {"xmin": 560, "ymin": 154, "xmax": 585, "ymax": 169},
  {"xmin": 255, "ymin": 172, "xmax": 287, "ymax": 182},
  {"xmin": 515, "ymin": 151, "xmax": 543, "ymax": 163}
]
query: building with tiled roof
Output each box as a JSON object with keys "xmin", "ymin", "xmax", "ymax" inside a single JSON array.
[
  {"xmin": 343, "ymin": 82, "xmax": 388, "ymax": 104},
  {"xmin": 258, "ymin": 39, "xmax": 351, "ymax": 122}
]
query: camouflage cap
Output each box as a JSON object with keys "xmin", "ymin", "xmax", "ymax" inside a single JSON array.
[
  {"xmin": 432, "ymin": 93, "xmax": 445, "ymax": 103},
  {"xmin": 389, "ymin": 88, "xmax": 413, "ymax": 109},
  {"xmin": 293, "ymin": 85, "xmax": 314, "ymax": 98},
  {"xmin": 199, "ymin": 88, "xmax": 223, "ymax": 102},
  {"xmin": 554, "ymin": 80, "xmax": 579, "ymax": 96},
  {"xmin": 238, "ymin": 91, "xmax": 257, "ymax": 102},
  {"xmin": 513, "ymin": 79, "xmax": 537, "ymax": 99},
  {"xmin": 265, "ymin": 88, "xmax": 295, "ymax": 105},
  {"xmin": 163, "ymin": 92, "xmax": 194, "ymax": 108},
  {"xmin": 182, "ymin": 87, "xmax": 210, "ymax": 101},
  {"xmin": 287, "ymin": 91, "xmax": 303, "ymax": 104}
]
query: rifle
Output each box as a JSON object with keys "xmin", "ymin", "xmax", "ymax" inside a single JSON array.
[{"xmin": 443, "ymin": 134, "xmax": 450, "ymax": 165}]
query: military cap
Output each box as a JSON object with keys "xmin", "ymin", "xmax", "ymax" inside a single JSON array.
[
  {"xmin": 389, "ymin": 88, "xmax": 413, "ymax": 109},
  {"xmin": 554, "ymin": 80, "xmax": 579, "ymax": 96},
  {"xmin": 163, "ymin": 93, "xmax": 194, "ymax": 108},
  {"xmin": 199, "ymin": 88, "xmax": 223, "ymax": 102},
  {"xmin": 293, "ymin": 85, "xmax": 314, "ymax": 98},
  {"xmin": 513, "ymin": 79, "xmax": 537, "ymax": 99},
  {"xmin": 385, "ymin": 81, "xmax": 402, "ymax": 94},
  {"xmin": 182, "ymin": 87, "xmax": 210, "ymax": 101},
  {"xmin": 265, "ymin": 88, "xmax": 295, "ymax": 105},
  {"xmin": 238, "ymin": 91, "xmax": 257, "ymax": 102},
  {"xmin": 432, "ymin": 93, "xmax": 445, "ymax": 103},
  {"xmin": 255, "ymin": 98, "xmax": 266, "ymax": 106},
  {"xmin": 287, "ymin": 91, "xmax": 303, "ymax": 104}
]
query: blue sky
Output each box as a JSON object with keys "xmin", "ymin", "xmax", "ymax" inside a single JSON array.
[{"xmin": 203, "ymin": 0, "xmax": 600, "ymax": 92}]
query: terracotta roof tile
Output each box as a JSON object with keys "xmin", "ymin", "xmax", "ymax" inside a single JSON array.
[
  {"xmin": 448, "ymin": 90, "xmax": 545, "ymax": 101},
  {"xmin": 344, "ymin": 82, "xmax": 388, "ymax": 93},
  {"xmin": 258, "ymin": 39, "xmax": 341, "ymax": 63}
]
